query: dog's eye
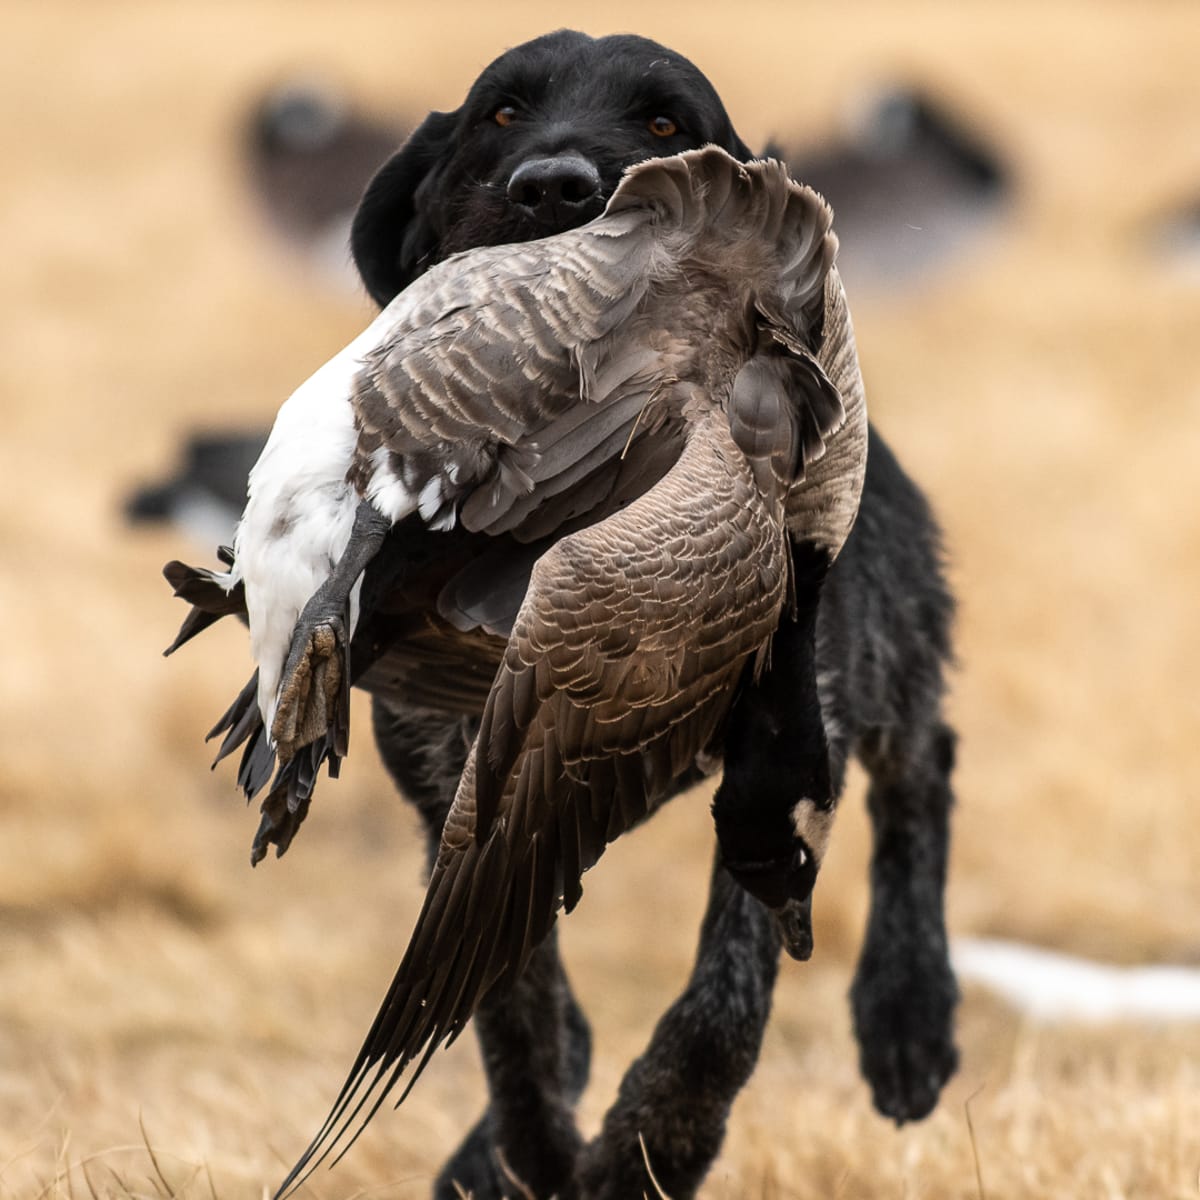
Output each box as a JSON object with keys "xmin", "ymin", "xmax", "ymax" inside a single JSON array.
[
  {"xmin": 494, "ymin": 106, "xmax": 517, "ymax": 127},
  {"xmin": 648, "ymin": 116, "xmax": 677, "ymax": 137}
]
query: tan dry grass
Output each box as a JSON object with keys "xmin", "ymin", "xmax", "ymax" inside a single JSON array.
[{"xmin": 2, "ymin": 2, "xmax": 1200, "ymax": 1197}]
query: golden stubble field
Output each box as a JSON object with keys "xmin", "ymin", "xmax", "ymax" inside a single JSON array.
[{"xmin": 2, "ymin": 3, "xmax": 1199, "ymax": 1197}]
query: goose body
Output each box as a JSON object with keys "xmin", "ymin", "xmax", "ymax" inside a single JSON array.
[
  {"xmin": 235, "ymin": 314, "xmax": 389, "ymax": 730},
  {"xmin": 166, "ymin": 145, "xmax": 868, "ymax": 1184},
  {"xmin": 227, "ymin": 146, "xmax": 858, "ymax": 742}
]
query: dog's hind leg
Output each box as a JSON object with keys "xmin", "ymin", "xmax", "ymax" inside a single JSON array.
[
  {"xmin": 370, "ymin": 697, "xmax": 590, "ymax": 1200},
  {"xmin": 575, "ymin": 848, "xmax": 781, "ymax": 1200},
  {"xmin": 443, "ymin": 931, "xmax": 590, "ymax": 1199}
]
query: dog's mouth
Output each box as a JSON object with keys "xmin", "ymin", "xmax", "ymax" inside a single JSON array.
[{"xmin": 438, "ymin": 160, "xmax": 614, "ymax": 258}]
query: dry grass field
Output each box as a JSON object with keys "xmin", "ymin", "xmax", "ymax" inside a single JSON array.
[{"xmin": 3, "ymin": 2, "xmax": 1200, "ymax": 1197}]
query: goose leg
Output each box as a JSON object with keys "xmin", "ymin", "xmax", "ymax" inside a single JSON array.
[
  {"xmin": 851, "ymin": 721, "xmax": 959, "ymax": 1123},
  {"xmin": 370, "ymin": 698, "xmax": 591, "ymax": 1200},
  {"xmin": 272, "ymin": 501, "xmax": 391, "ymax": 761},
  {"xmin": 575, "ymin": 850, "xmax": 781, "ymax": 1200}
]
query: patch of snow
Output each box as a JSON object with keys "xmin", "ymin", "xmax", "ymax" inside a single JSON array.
[{"xmin": 952, "ymin": 937, "xmax": 1200, "ymax": 1022}]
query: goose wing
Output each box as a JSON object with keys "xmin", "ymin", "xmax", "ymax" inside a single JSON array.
[
  {"xmin": 780, "ymin": 266, "xmax": 869, "ymax": 556},
  {"xmin": 347, "ymin": 144, "xmax": 847, "ymax": 541},
  {"xmin": 348, "ymin": 204, "xmax": 671, "ymax": 537},
  {"xmin": 279, "ymin": 411, "xmax": 790, "ymax": 1190}
]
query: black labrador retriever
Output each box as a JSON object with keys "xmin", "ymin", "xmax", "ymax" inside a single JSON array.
[{"xmin": 343, "ymin": 29, "xmax": 958, "ymax": 1200}]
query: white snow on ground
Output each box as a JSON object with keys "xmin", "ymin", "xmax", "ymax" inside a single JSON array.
[{"xmin": 952, "ymin": 937, "xmax": 1200, "ymax": 1022}]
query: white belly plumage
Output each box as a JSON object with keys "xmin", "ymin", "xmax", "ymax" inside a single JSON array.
[{"xmin": 233, "ymin": 312, "xmax": 413, "ymax": 733}]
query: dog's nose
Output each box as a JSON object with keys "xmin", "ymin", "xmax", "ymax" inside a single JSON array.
[{"xmin": 507, "ymin": 155, "xmax": 602, "ymax": 224}]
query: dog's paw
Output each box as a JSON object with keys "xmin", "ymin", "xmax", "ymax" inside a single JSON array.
[
  {"xmin": 850, "ymin": 941, "xmax": 959, "ymax": 1123},
  {"xmin": 434, "ymin": 1117, "xmax": 504, "ymax": 1200}
]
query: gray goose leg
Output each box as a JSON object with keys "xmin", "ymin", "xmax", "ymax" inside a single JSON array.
[
  {"xmin": 369, "ymin": 698, "xmax": 591, "ymax": 1200},
  {"xmin": 850, "ymin": 720, "xmax": 959, "ymax": 1123},
  {"xmin": 574, "ymin": 849, "xmax": 782, "ymax": 1200},
  {"xmin": 273, "ymin": 501, "xmax": 391, "ymax": 761}
]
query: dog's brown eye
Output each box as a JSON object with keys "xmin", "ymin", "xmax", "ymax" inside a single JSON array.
[
  {"xmin": 494, "ymin": 106, "xmax": 516, "ymax": 127},
  {"xmin": 648, "ymin": 116, "xmax": 677, "ymax": 137}
]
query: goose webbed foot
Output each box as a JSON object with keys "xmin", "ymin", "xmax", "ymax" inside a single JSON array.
[
  {"xmin": 270, "ymin": 500, "xmax": 391, "ymax": 764},
  {"xmin": 272, "ymin": 591, "xmax": 349, "ymax": 764}
]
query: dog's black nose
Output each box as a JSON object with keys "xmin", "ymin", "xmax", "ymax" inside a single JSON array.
[{"xmin": 507, "ymin": 154, "xmax": 602, "ymax": 224}]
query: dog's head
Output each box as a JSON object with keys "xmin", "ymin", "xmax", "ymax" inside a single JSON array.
[{"xmin": 351, "ymin": 30, "xmax": 754, "ymax": 306}]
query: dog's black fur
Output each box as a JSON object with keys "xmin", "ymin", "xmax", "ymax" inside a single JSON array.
[{"xmin": 350, "ymin": 30, "xmax": 958, "ymax": 1199}]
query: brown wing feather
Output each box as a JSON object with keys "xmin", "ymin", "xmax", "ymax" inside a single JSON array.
[
  {"xmin": 279, "ymin": 411, "xmax": 789, "ymax": 1188},
  {"xmin": 727, "ymin": 350, "xmax": 846, "ymax": 521},
  {"xmin": 348, "ymin": 210, "xmax": 662, "ymax": 503},
  {"xmin": 782, "ymin": 267, "xmax": 870, "ymax": 554},
  {"xmin": 347, "ymin": 148, "xmax": 843, "ymax": 540}
]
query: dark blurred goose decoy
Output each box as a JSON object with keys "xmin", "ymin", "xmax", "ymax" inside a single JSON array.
[
  {"xmin": 165, "ymin": 145, "xmax": 867, "ymax": 1181},
  {"xmin": 245, "ymin": 76, "xmax": 408, "ymax": 287},
  {"xmin": 125, "ymin": 430, "xmax": 267, "ymax": 546},
  {"xmin": 123, "ymin": 81, "xmax": 404, "ymax": 543},
  {"xmin": 778, "ymin": 84, "xmax": 1009, "ymax": 288}
]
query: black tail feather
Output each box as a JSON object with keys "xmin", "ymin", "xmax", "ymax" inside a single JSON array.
[
  {"xmin": 162, "ymin": 558, "xmax": 246, "ymax": 656},
  {"xmin": 164, "ymin": 607, "xmax": 226, "ymax": 656},
  {"xmin": 238, "ymin": 726, "xmax": 277, "ymax": 800},
  {"xmin": 207, "ymin": 672, "xmax": 260, "ymax": 760},
  {"xmin": 165, "ymin": 548, "xmax": 351, "ymax": 863}
]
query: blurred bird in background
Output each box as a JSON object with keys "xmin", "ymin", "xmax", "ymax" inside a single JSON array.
[
  {"xmin": 776, "ymin": 84, "xmax": 1009, "ymax": 288},
  {"xmin": 244, "ymin": 75, "xmax": 409, "ymax": 290}
]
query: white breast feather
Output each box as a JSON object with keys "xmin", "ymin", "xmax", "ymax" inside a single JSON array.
[{"xmin": 233, "ymin": 310, "xmax": 417, "ymax": 734}]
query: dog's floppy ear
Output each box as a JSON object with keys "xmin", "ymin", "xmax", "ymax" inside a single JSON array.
[
  {"xmin": 351, "ymin": 108, "xmax": 459, "ymax": 307},
  {"xmin": 731, "ymin": 131, "xmax": 757, "ymax": 163},
  {"xmin": 717, "ymin": 116, "xmax": 756, "ymax": 164}
]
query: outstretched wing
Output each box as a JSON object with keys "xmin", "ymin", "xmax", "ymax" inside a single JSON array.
[{"xmin": 279, "ymin": 411, "xmax": 790, "ymax": 1191}]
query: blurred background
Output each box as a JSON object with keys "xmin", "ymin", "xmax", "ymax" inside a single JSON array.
[{"xmin": 2, "ymin": 2, "xmax": 1199, "ymax": 1196}]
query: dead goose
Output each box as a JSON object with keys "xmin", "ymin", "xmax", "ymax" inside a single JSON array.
[{"xmin": 166, "ymin": 144, "xmax": 867, "ymax": 1183}]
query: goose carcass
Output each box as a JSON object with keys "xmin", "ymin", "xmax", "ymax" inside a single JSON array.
[{"xmin": 165, "ymin": 144, "xmax": 868, "ymax": 1181}]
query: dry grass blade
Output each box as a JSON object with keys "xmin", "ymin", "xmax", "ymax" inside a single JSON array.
[
  {"xmin": 619, "ymin": 386, "xmax": 662, "ymax": 460},
  {"xmin": 63, "ymin": 1134, "xmax": 77, "ymax": 1200},
  {"xmin": 638, "ymin": 1133, "xmax": 672, "ymax": 1200},
  {"xmin": 965, "ymin": 1085, "xmax": 988, "ymax": 1200},
  {"xmin": 139, "ymin": 1113, "xmax": 176, "ymax": 1199},
  {"xmin": 103, "ymin": 1164, "xmax": 138, "ymax": 1199},
  {"xmin": 493, "ymin": 1147, "xmax": 536, "ymax": 1200},
  {"xmin": 79, "ymin": 1160, "xmax": 100, "ymax": 1200},
  {"xmin": 31, "ymin": 1135, "xmax": 68, "ymax": 1200}
]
